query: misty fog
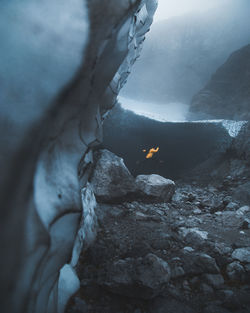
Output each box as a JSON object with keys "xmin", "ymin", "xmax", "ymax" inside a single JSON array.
[{"xmin": 120, "ymin": 0, "xmax": 250, "ymax": 121}]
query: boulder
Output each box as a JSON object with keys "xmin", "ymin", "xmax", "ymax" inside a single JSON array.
[
  {"xmin": 236, "ymin": 205, "xmax": 250, "ymax": 216},
  {"xmin": 179, "ymin": 227, "xmax": 208, "ymax": 247},
  {"xmin": 99, "ymin": 254, "xmax": 171, "ymax": 299},
  {"xmin": 203, "ymin": 274, "xmax": 225, "ymax": 289},
  {"xmin": 217, "ymin": 211, "xmax": 243, "ymax": 229},
  {"xmin": 232, "ymin": 248, "xmax": 250, "ymax": 263},
  {"xmin": 225, "ymin": 202, "xmax": 239, "ymax": 210},
  {"xmin": 227, "ymin": 261, "xmax": 246, "ymax": 282},
  {"xmin": 135, "ymin": 174, "xmax": 175, "ymax": 202},
  {"xmin": 182, "ymin": 252, "xmax": 220, "ymax": 275},
  {"xmin": 90, "ymin": 149, "xmax": 135, "ymax": 202}
]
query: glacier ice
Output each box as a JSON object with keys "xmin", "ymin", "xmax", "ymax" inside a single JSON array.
[{"xmin": 0, "ymin": 1, "xmax": 157, "ymax": 313}]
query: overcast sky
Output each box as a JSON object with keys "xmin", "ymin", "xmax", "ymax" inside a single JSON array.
[{"xmin": 154, "ymin": 0, "xmax": 230, "ymax": 21}]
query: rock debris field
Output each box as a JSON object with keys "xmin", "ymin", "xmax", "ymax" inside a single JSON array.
[{"xmin": 67, "ymin": 150, "xmax": 250, "ymax": 313}]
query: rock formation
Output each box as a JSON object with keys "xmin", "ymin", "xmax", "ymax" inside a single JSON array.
[
  {"xmin": 0, "ymin": 1, "xmax": 157, "ymax": 313},
  {"xmin": 189, "ymin": 44, "xmax": 250, "ymax": 121},
  {"xmin": 90, "ymin": 149, "xmax": 135, "ymax": 202},
  {"xmin": 66, "ymin": 175, "xmax": 250, "ymax": 313}
]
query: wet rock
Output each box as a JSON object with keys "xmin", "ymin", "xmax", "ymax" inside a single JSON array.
[
  {"xmin": 203, "ymin": 274, "xmax": 225, "ymax": 289},
  {"xmin": 226, "ymin": 261, "xmax": 246, "ymax": 282},
  {"xmin": 91, "ymin": 149, "xmax": 135, "ymax": 202},
  {"xmin": 100, "ymin": 254, "xmax": 171, "ymax": 299},
  {"xmin": 135, "ymin": 174, "xmax": 175, "ymax": 202},
  {"xmin": 232, "ymin": 247, "xmax": 250, "ymax": 263}
]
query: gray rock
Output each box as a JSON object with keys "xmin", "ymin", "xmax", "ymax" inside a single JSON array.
[
  {"xmin": 91, "ymin": 149, "xmax": 135, "ymax": 201},
  {"xmin": 244, "ymin": 263, "xmax": 250, "ymax": 273},
  {"xmin": 232, "ymin": 247, "xmax": 250, "ymax": 263},
  {"xmin": 183, "ymin": 252, "xmax": 220, "ymax": 276},
  {"xmin": 236, "ymin": 205, "xmax": 250, "ymax": 216},
  {"xmin": 218, "ymin": 289, "xmax": 234, "ymax": 301},
  {"xmin": 218, "ymin": 211, "xmax": 243, "ymax": 228},
  {"xmin": 179, "ymin": 227, "xmax": 208, "ymax": 247},
  {"xmin": 179, "ymin": 227, "xmax": 208, "ymax": 240},
  {"xmin": 213, "ymin": 242, "xmax": 232, "ymax": 256},
  {"xmin": 203, "ymin": 274, "xmax": 225, "ymax": 289},
  {"xmin": 195, "ymin": 254, "xmax": 220, "ymax": 274},
  {"xmin": 183, "ymin": 247, "xmax": 195, "ymax": 253},
  {"xmin": 226, "ymin": 261, "xmax": 245, "ymax": 282},
  {"xmin": 226, "ymin": 202, "xmax": 239, "ymax": 210},
  {"xmin": 200, "ymin": 283, "xmax": 214, "ymax": 295},
  {"xmin": 135, "ymin": 174, "xmax": 175, "ymax": 202},
  {"xmin": 171, "ymin": 266, "xmax": 185, "ymax": 279},
  {"xmin": 100, "ymin": 254, "xmax": 171, "ymax": 299},
  {"xmin": 241, "ymin": 218, "xmax": 250, "ymax": 230},
  {"xmin": 193, "ymin": 208, "xmax": 202, "ymax": 214}
]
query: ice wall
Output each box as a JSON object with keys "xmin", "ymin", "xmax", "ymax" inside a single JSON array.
[{"xmin": 0, "ymin": 1, "xmax": 157, "ymax": 313}]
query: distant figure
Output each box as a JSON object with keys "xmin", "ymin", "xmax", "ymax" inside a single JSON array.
[
  {"xmin": 136, "ymin": 146, "xmax": 163, "ymax": 174},
  {"xmin": 145, "ymin": 147, "xmax": 159, "ymax": 159}
]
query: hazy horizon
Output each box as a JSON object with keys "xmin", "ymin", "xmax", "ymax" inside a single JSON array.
[
  {"xmin": 121, "ymin": 0, "xmax": 250, "ymax": 121},
  {"xmin": 154, "ymin": 0, "xmax": 233, "ymax": 21}
]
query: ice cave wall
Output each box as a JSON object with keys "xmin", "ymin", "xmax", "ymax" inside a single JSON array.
[{"xmin": 0, "ymin": 1, "xmax": 157, "ymax": 313}]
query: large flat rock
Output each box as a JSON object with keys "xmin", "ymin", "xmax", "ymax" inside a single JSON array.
[{"xmin": 135, "ymin": 174, "xmax": 175, "ymax": 202}]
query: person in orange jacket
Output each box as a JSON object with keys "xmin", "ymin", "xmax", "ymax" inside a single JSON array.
[{"xmin": 145, "ymin": 146, "xmax": 159, "ymax": 159}]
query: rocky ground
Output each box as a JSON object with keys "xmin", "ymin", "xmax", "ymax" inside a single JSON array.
[{"xmin": 66, "ymin": 150, "xmax": 250, "ymax": 313}]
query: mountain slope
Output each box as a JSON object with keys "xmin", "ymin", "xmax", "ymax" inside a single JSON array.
[
  {"xmin": 189, "ymin": 44, "xmax": 250, "ymax": 120},
  {"xmin": 122, "ymin": 0, "xmax": 250, "ymax": 104}
]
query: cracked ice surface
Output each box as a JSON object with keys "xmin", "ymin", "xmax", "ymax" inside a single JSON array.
[{"xmin": 0, "ymin": 1, "xmax": 158, "ymax": 313}]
